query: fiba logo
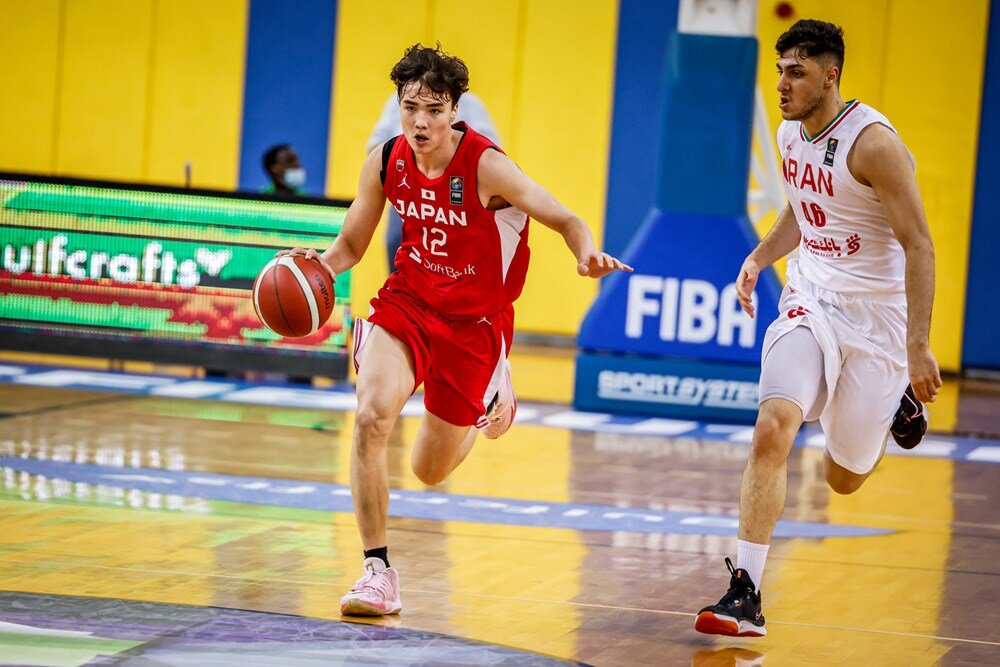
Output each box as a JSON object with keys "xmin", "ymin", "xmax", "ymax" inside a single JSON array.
[{"xmin": 624, "ymin": 274, "xmax": 756, "ymax": 348}]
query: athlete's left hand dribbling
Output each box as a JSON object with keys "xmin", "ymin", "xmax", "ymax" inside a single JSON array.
[
  {"xmin": 578, "ymin": 252, "xmax": 633, "ymax": 279},
  {"xmin": 908, "ymin": 343, "xmax": 942, "ymax": 403}
]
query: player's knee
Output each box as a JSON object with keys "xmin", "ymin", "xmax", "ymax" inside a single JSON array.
[
  {"xmin": 411, "ymin": 457, "xmax": 449, "ymax": 486},
  {"xmin": 823, "ymin": 449, "xmax": 871, "ymax": 494},
  {"xmin": 825, "ymin": 466, "xmax": 867, "ymax": 495},
  {"xmin": 757, "ymin": 404, "xmax": 801, "ymax": 435},
  {"xmin": 827, "ymin": 474, "xmax": 865, "ymax": 495},
  {"xmin": 354, "ymin": 403, "xmax": 395, "ymax": 444},
  {"xmin": 750, "ymin": 410, "xmax": 799, "ymax": 461}
]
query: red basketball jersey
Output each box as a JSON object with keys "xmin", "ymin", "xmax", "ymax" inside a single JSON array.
[{"xmin": 382, "ymin": 122, "xmax": 530, "ymax": 318}]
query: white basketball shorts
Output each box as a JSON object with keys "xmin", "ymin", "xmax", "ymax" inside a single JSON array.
[{"xmin": 760, "ymin": 264, "xmax": 909, "ymax": 474}]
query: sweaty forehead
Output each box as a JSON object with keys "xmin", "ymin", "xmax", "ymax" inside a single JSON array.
[{"xmin": 400, "ymin": 82, "xmax": 452, "ymax": 106}]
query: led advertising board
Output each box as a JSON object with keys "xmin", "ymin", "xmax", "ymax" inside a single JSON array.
[{"xmin": 0, "ymin": 174, "xmax": 352, "ymax": 378}]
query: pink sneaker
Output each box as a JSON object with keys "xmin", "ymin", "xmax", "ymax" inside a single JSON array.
[
  {"xmin": 340, "ymin": 557, "xmax": 402, "ymax": 616},
  {"xmin": 477, "ymin": 360, "xmax": 516, "ymax": 440}
]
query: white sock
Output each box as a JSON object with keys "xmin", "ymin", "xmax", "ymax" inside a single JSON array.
[{"xmin": 736, "ymin": 539, "xmax": 770, "ymax": 591}]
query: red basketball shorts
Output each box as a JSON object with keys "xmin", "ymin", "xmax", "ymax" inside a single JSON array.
[{"xmin": 354, "ymin": 286, "xmax": 513, "ymax": 427}]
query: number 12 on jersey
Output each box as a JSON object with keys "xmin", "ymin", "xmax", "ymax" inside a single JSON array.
[{"xmin": 422, "ymin": 227, "xmax": 448, "ymax": 256}]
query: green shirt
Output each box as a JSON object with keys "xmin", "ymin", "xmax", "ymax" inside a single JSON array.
[{"xmin": 261, "ymin": 183, "xmax": 305, "ymax": 196}]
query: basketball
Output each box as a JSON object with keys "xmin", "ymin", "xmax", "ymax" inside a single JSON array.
[{"xmin": 252, "ymin": 255, "xmax": 335, "ymax": 337}]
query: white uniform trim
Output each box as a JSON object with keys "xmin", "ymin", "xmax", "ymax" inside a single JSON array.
[
  {"xmin": 353, "ymin": 317, "xmax": 374, "ymax": 373},
  {"xmin": 479, "ymin": 334, "xmax": 509, "ymax": 421},
  {"xmin": 279, "ymin": 257, "xmax": 319, "ymax": 333},
  {"xmin": 494, "ymin": 206, "xmax": 528, "ymax": 282}
]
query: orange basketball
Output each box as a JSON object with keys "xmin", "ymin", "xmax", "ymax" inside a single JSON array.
[{"xmin": 252, "ymin": 256, "xmax": 334, "ymax": 337}]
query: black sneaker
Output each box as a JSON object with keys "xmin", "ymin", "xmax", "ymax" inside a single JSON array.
[
  {"xmin": 695, "ymin": 557, "xmax": 766, "ymax": 637},
  {"xmin": 890, "ymin": 384, "xmax": 927, "ymax": 450}
]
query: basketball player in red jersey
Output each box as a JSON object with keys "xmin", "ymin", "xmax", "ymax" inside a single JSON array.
[{"xmin": 280, "ymin": 44, "xmax": 631, "ymax": 616}]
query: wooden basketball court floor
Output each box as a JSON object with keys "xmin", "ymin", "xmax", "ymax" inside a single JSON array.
[{"xmin": 1, "ymin": 348, "xmax": 999, "ymax": 665}]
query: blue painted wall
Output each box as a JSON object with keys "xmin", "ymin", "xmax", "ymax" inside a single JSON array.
[
  {"xmin": 963, "ymin": 0, "xmax": 1000, "ymax": 369},
  {"xmin": 238, "ymin": 0, "xmax": 336, "ymax": 196},
  {"xmin": 602, "ymin": 0, "xmax": 679, "ymax": 258}
]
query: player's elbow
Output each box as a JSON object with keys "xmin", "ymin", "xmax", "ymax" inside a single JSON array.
[{"xmin": 901, "ymin": 235, "xmax": 934, "ymax": 260}]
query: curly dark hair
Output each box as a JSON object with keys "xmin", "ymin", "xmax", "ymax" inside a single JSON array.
[
  {"xmin": 390, "ymin": 43, "xmax": 470, "ymax": 105},
  {"xmin": 776, "ymin": 19, "xmax": 845, "ymax": 80}
]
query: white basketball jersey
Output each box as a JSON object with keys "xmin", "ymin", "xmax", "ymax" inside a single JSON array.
[{"xmin": 777, "ymin": 101, "xmax": 906, "ymax": 303}]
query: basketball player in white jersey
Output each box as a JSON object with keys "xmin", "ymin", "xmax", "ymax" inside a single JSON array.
[{"xmin": 695, "ymin": 19, "xmax": 942, "ymax": 637}]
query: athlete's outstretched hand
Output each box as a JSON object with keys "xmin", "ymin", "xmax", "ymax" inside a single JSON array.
[
  {"xmin": 577, "ymin": 251, "xmax": 633, "ymax": 279},
  {"xmin": 275, "ymin": 247, "xmax": 336, "ymax": 283},
  {"xmin": 736, "ymin": 256, "xmax": 759, "ymax": 318},
  {"xmin": 908, "ymin": 344, "xmax": 942, "ymax": 403}
]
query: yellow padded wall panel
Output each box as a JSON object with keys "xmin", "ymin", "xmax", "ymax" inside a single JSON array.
[
  {"xmin": 428, "ymin": 0, "xmax": 522, "ymax": 148},
  {"xmin": 511, "ymin": 0, "xmax": 618, "ymax": 334},
  {"xmin": 144, "ymin": 0, "xmax": 248, "ymax": 189},
  {"xmin": 881, "ymin": 1, "xmax": 989, "ymax": 371},
  {"xmin": 0, "ymin": 0, "xmax": 63, "ymax": 174},
  {"xmin": 56, "ymin": 0, "xmax": 154, "ymax": 181}
]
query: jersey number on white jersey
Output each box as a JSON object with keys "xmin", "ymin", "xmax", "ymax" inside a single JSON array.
[{"xmin": 800, "ymin": 201, "xmax": 827, "ymax": 228}]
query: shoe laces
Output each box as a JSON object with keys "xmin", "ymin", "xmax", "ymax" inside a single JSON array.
[
  {"xmin": 718, "ymin": 557, "xmax": 753, "ymax": 604},
  {"xmin": 901, "ymin": 388, "xmax": 923, "ymax": 421},
  {"xmin": 892, "ymin": 405, "xmax": 923, "ymax": 437},
  {"xmin": 486, "ymin": 397, "xmax": 509, "ymax": 423},
  {"xmin": 350, "ymin": 567, "xmax": 393, "ymax": 597}
]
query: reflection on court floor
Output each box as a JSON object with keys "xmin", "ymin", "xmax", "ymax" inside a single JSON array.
[
  {"xmin": 0, "ymin": 592, "xmax": 578, "ymax": 665},
  {"xmin": 1, "ymin": 364, "xmax": 1000, "ymax": 665},
  {"xmin": 2, "ymin": 362, "xmax": 998, "ymax": 464}
]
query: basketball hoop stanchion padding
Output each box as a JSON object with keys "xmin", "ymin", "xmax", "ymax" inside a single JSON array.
[{"xmin": 574, "ymin": 33, "xmax": 782, "ymax": 423}]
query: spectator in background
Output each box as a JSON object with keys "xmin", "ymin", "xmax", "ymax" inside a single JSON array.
[
  {"xmin": 366, "ymin": 92, "xmax": 501, "ymax": 273},
  {"xmin": 259, "ymin": 143, "xmax": 313, "ymax": 386},
  {"xmin": 211, "ymin": 146, "xmax": 310, "ymax": 384},
  {"xmin": 263, "ymin": 144, "xmax": 307, "ymax": 197}
]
